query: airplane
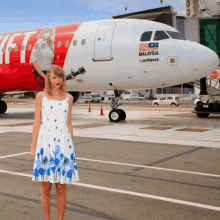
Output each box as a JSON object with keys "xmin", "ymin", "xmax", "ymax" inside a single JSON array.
[{"xmin": 0, "ymin": 18, "xmax": 219, "ymax": 122}]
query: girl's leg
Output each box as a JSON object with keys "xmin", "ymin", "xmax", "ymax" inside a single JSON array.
[
  {"xmin": 41, "ymin": 182, "xmax": 52, "ymax": 220},
  {"xmin": 55, "ymin": 183, "xmax": 67, "ymax": 220}
]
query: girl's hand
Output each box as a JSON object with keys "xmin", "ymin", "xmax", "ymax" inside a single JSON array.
[
  {"xmin": 30, "ymin": 146, "xmax": 36, "ymax": 160},
  {"xmin": 30, "ymin": 154, "xmax": 35, "ymax": 160}
]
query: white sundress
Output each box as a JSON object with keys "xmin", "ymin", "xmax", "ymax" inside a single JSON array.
[{"xmin": 32, "ymin": 93, "xmax": 79, "ymax": 184}]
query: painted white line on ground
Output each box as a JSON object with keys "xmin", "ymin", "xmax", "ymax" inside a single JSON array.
[
  {"xmin": 77, "ymin": 157, "xmax": 220, "ymax": 178},
  {"xmin": 1, "ymin": 152, "xmax": 220, "ymax": 179},
  {"xmin": 74, "ymin": 134, "xmax": 220, "ymax": 148},
  {"xmin": 76, "ymin": 133, "xmax": 220, "ymax": 143},
  {"xmin": 0, "ymin": 152, "xmax": 30, "ymax": 159},
  {"xmin": 0, "ymin": 169, "xmax": 219, "ymax": 212}
]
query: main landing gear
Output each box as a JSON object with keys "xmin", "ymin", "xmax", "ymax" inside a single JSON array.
[
  {"xmin": 108, "ymin": 89, "xmax": 126, "ymax": 123},
  {"xmin": 0, "ymin": 94, "xmax": 7, "ymax": 114}
]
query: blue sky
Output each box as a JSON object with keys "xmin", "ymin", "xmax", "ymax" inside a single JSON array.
[{"xmin": 1, "ymin": 0, "xmax": 186, "ymax": 33}]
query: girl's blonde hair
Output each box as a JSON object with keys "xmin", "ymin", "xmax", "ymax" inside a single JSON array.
[{"xmin": 45, "ymin": 65, "xmax": 67, "ymax": 96}]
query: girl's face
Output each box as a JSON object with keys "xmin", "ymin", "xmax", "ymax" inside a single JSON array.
[{"xmin": 50, "ymin": 71, "xmax": 63, "ymax": 89}]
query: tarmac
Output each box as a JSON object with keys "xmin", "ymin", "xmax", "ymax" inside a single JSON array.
[{"xmin": 0, "ymin": 98, "xmax": 220, "ymax": 220}]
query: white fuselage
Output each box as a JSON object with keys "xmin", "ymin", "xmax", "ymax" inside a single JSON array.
[{"xmin": 63, "ymin": 19, "xmax": 219, "ymax": 91}]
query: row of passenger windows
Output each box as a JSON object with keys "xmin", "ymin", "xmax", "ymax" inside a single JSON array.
[
  {"xmin": 140, "ymin": 30, "xmax": 187, "ymax": 42},
  {"xmin": 1, "ymin": 31, "xmax": 185, "ymax": 52},
  {"xmin": 1, "ymin": 39, "xmax": 86, "ymax": 52}
]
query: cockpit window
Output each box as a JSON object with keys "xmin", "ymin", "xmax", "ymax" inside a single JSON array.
[
  {"xmin": 154, "ymin": 31, "xmax": 169, "ymax": 41},
  {"xmin": 166, "ymin": 31, "xmax": 187, "ymax": 40},
  {"xmin": 140, "ymin": 31, "xmax": 153, "ymax": 42}
]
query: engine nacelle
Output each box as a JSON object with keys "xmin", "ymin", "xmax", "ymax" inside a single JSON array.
[{"xmin": 68, "ymin": 91, "xmax": 82, "ymax": 104}]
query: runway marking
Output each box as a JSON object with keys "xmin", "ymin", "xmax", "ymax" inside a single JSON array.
[
  {"xmin": 0, "ymin": 169, "xmax": 219, "ymax": 212},
  {"xmin": 0, "ymin": 152, "xmax": 220, "ymax": 179},
  {"xmin": 0, "ymin": 152, "xmax": 30, "ymax": 159}
]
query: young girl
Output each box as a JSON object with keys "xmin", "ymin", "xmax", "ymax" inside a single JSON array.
[{"xmin": 30, "ymin": 65, "xmax": 79, "ymax": 220}]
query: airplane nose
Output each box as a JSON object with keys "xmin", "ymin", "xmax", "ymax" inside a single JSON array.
[
  {"xmin": 187, "ymin": 42, "xmax": 219, "ymax": 78},
  {"xmin": 199, "ymin": 44, "xmax": 219, "ymax": 70}
]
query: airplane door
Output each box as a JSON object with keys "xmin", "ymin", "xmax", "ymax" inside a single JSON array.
[{"xmin": 93, "ymin": 23, "xmax": 116, "ymax": 61}]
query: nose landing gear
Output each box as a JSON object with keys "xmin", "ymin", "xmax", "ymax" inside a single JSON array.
[
  {"xmin": 108, "ymin": 87, "xmax": 126, "ymax": 122},
  {"xmin": 109, "ymin": 109, "xmax": 126, "ymax": 122}
]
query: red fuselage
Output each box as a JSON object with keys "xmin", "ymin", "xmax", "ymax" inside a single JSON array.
[{"xmin": 0, "ymin": 23, "xmax": 82, "ymax": 92}]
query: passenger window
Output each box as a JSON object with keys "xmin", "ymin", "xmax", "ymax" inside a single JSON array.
[
  {"xmin": 167, "ymin": 97, "xmax": 173, "ymax": 100},
  {"xmin": 65, "ymin": 41, "xmax": 69, "ymax": 47},
  {"xmin": 160, "ymin": 97, "xmax": 166, "ymax": 100},
  {"xmin": 15, "ymin": 46, "xmax": 18, "ymax": 51},
  {"xmin": 81, "ymin": 39, "xmax": 86, "ymax": 45},
  {"xmin": 140, "ymin": 32, "xmax": 152, "ymax": 42},
  {"xmin": 28, "ymin": 45, "xmax": 32, "ymax": 50},
  {"xmin": 2, "ymin": 47, "xmax": 5, "ymax": 52},
  {"xmin": 154, "ymin": 31, "xmax": 169, "ymax": 41},
  {"xmin": 73, "ymin": 40, "xmax": 77, "ymax": 46},
  {"xmin": 57, "ymin": 41, "xmax": 61, "ymax": 48},
  {"xmin": 166, "ymin": 31, "xmax": 187, "ymax": 40}
]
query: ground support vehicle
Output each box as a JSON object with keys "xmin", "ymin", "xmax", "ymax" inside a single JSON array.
[
  {"xmin": 192, "ymin": 100, "xmax": 220, "ymax": 118},
  {"xmin": 191, "ymin": 77, "xmax": 220, "ymax": 118}
]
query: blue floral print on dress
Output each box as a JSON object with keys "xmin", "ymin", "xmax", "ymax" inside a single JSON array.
[
  {"xmin": 33, "ymin": 168, "xmax": 39, "ymax": 178},
  {"xmin": 39, "ymin": 167, "xmax": 45, "ymax": 176},
  {"xmin": 67, "ymin": 169, "xmax": 73, "ymax": 179},
  {"xmin": 47, "ymin": 168, "xmax": 50, "ymax": 176},
  {"xmin": 60, "ymin": 153, "xmax": 64, "ymax": 160},
  {"xmin": 40, "ymin": 148, "xmax": 44, "ymax": 155},
  {"xmin": 63, "ymin": 157, "xmax": 69, "ymax": 166},
  {"xmin": 42, "ymin": 156, "xmax": 48, "ymax": 165},
  {"xmin": 36, "ymin": 159, "xmax": 42, "ymax": 168}
]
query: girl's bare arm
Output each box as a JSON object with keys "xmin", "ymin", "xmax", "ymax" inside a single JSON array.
[
  {"xmin": 31, "ymin": 93, "xmax": 42, "ymax": 155},
  {"xmin": 32, "ymin": 61, "xmax": 46, "ymax": 78}
]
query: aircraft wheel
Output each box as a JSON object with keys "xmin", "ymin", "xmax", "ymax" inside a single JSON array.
[
  {"xmin": 0, "ymin": 100, "xmax": 7, "ymax": 114},
  {"xmin": 109, "ymin": 109, "xmax": 122, "ymax": 122},
  {"xmin": 118, "ymin": 109, "xmax": 126, "ymax": 121},
  {"xmin": 196, "ymin": 113, "xmax": 209, "ymax": 118}
]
